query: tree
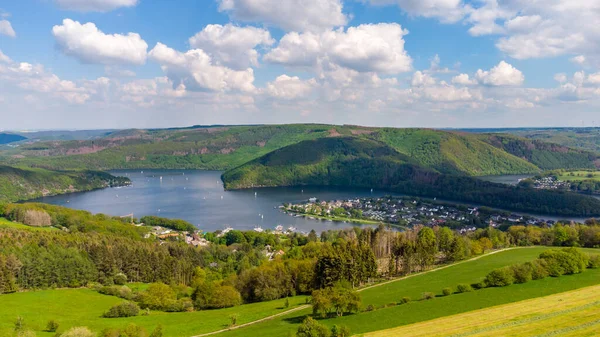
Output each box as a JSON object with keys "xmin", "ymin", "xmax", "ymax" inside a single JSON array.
[
  {"xmin": 416, "ymin": 227, "xmax": 437, "ymax": 269},
  {"xmin": 296, "ymin": 317, "xmax": 329, "ymax": 337},
  {"xmin": 308, "ymin": 230, "xmax": 318, "ymax": 243},
  {"xmin": 311, "ymin": 285, "xmax": 361, "ymax": 318}
]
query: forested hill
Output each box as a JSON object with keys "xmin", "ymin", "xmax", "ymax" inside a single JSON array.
[
  {"xmin": 4, "ymin": 124, "xmax": 595, "ymax": 176},
  {"xmin": 0, "ymin": 133, "xmax": 26, "ymax": 145},
  {"xmin": 0, "ymin": 166, "xmax": 130, "ymax": 203},
  {"xmin": 222, "ymin": 138, "xmax": 600, "ymax": 217},
  {"xmin": 478, "ymin": 134, "xmax": 600, "ymax": 170}
]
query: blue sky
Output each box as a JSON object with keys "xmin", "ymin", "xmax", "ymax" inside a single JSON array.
[{"xmin": 1, "ymin": 0, "xmax": 599, "ymax": 130}]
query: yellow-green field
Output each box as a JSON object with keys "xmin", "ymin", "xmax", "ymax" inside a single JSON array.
[
  {"xmin": 558, "ymin": 170, "xmax": 600, "ymax": 182},
  {"xmin": 365, "ymin": 284, "xmax": 600, "ymax": 337},
  {"xmin": 0, "ymin": 217, "xmax": 56, "ymax": 231}
]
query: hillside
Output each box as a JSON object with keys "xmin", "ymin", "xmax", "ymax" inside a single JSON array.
[
  {"xmin": 3, "ymin": 124, "xmax": 591, "ymax": 176},
  {"xmin": 0, "ymin": 133, "xmax": 26, "ymax": 145},
  {"xmin": 479, "ymin": 133, "xmax": 600, "ymax": 170},
  {"xmin": 0, "ymin": 166, "xmax": 130, "ymax": 203},
  {"xmin": 222, "ymin": 138, "xmax": 600, "ymax": 216}
]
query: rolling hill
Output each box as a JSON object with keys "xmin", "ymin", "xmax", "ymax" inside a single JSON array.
[
  {"xmin": 222, "ymin": 137, "xmax": 600, "ymax": 217},
  {"xmin": 0, "ymin": 166, "xmax": 130, "ymax": 203},
  {"xmin": 3, "ymin": 124, "xmax": 596, "ymax": 176}
]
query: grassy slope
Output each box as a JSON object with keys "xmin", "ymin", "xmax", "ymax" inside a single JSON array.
[
  {"xmin": 365, "ymin": 284, "xmax": 600, "ymax": 337},
  {"xmin": 218, "ymin": 247, "xmax": 600, "ymax": 337},
  {"xmin": 0, "ymin": 288, "xmax": 307, "ymax": 337},
  {"xmin": 0, "ymin": 165, "xmax": 127, "ymax": 203},
  {"xmin": 5, "ymin": 125, "xmax": 585, "ymax": 176},
  {"xmin": 0, "ymin": 217, "xmax": 56, "ymax": 231}
]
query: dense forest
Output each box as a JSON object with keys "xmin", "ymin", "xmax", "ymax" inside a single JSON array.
[
  {"xmin": 2, "ymin": 124, "xmax": 597, "ymax": 176},
  {"xmin": 0, "ymin": 166, "xmax": 130, "ymax": 203},
  {"xmin": 223, "ymin": 138, "xmax": 600, "ymax": 217}
]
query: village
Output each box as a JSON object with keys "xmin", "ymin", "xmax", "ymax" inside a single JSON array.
[
  {"xmin": 284, "ymin": 196, "xmax": 556, "ymax": 233},
  {"xmin": 526, "ymin": 176, "xmax": 571, "ymax": 190}
]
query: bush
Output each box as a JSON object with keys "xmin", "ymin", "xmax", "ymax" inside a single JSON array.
[
  {"xmin": 296, "ymin": 317, "xmax": 329, "ymax": 337},
  {"xmin": 422, "ymin": 292, "xmax": 435, "ymax": 300},
  {"xmin": 530, "ymin": 259, "xmax": 549, "ymax": 280},
  {"xmin": 98, "ymin": 285, "xmax": 132, "ymax": 300},
  {"xmin": 511, "ymin": 263, "xmax": 533, "ymax": 284},
  {"xmin": 150, "ymin": 325, "xmax": 163, "ymax": 337},
  {"xmin": 471, "ymin": 281, "xmax": 487, "ymax": 290},
  {"xmin": 484, "ymin": 267, "xmax": 514, "ymax": 287},
  {"xmin": 164, "ymin": 298, "xmax": 193, "ymax": 312},
  {"xmin": 456, "ymin": 284, "xmax": 472, "ymax": 293},
  {"xmin": 103, "ymin": 301, "xmax": 140, "ymax": 318},
  {"xmin": 114, "ymin": 273, "xmax": 128, "ymax": 285},
  {"xmin": 399, "ymin": 297, "xmax": 411, "ymax": 304},
  {"xmin": 442, "ymin": 288, "xmax": 452, "ymax": 296},
  {"xmin": 61, "ymin": 327, "xmax": 94, "ymax": 337},
  {"xmin": 46, "ymin": 320, "xmax": 59, "ymax": 332},
  {"xmin": 588, "ymin": 255, "xmax": 600, "ymax": 269},
  {"xmin": 539, "ymin": 248, "xmax": 589, "ymax": 276}
]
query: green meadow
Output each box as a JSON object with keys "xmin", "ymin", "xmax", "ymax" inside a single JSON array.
[
  {"xmin": 219, "ymin": 247, "xmax": 600, "ymax": 337},
  {"xmin": 3, "ymin": 247, "xmax": 599, "ymax": 337}
]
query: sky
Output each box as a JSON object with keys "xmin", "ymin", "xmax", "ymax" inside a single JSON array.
[{"xmin": 1, "ymin": 0, "xmax": 600, "ymax": 130}]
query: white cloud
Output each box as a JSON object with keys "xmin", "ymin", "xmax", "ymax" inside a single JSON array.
[
  {"xmin": 506, "ymin": 98, "xmax": 534, "ymax": 109},
  {"xmin": 263, "ymin": 32, "xmax": 322, "ymax": 68},
  {"xmin": 54, "ymin": 0, "xmax": 138, "ymax": 12},
  {"xmin": 475, "ymin": 61, "xmax": 524, "ymax": 86},
  {"xmin": 0, "ymin": 59, "xmax": 90, "ymax": 104},
  {"xmin": 148, "ymin": 42, "xmax": 255, "ymax": 93},
  {"xmin": 53, "ymin": 19, "xmax": 148, "ymax": 65},
  {"xmin": 0, "ymin": 20, "xmax": 15, "ymax": 37},
  {"xmin": 411, "ymin": 71, "xmax": 436, "ymax": 87},
  {"xmin": 554, "ymin": 73, "xmax": 567, "ymax": 83},
  {"xmin": 266, "ymin": 75, "xmax": 316, "ymax": 99},
  {"xmin": 0, "ymin": 50, "xmax": 11, "ymax": 63},
  {"xmin": 217, "ymin": 0, "xmax": 347, "ymax": 32},
  {"xmin": 465, "ymin": 1, "xmax": 600, "ymax": 64},
  {"xmin": 265, "ymin": 23, "xmax": 412, "ymax": 74},
  {"xmin": 452, "ymin": 73, "xmax": 477, "ymax": 85},
  {"xmin": 570, "ymin": 55, "xmax": 586, "ymax": 66},
  {"xmin": 368, "ymin": 0, "xmax": 467, "ymax": 23},
  {"xmin": 189, "ymin": 24, "xmax": 274, "ymax": 70},
  {"xmin": 587, "ymin": 72, "xmax": 600, "ymax": 85}
]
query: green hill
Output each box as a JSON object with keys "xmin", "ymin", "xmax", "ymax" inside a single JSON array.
[
  {"xmin": 3, "ymin": 124, "xmax": 583, "ymax": 176},
  {"xmin": 479, "ymin": 133, "xmax": 600, "ymax": 170},
  {"xmin": 0, "ymin": 166, "xmax": 130, "ymax": 203},
  {"xmin": 222, "ymin": 138, "xmax": 600, "ymax": 217}
]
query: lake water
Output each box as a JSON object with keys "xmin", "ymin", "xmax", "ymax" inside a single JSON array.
[
  {"xmin": 477, "ymin": 174, "xmax": 534, "ymax": 185},
  {"xmin": 35, "ymin": 170, "xmax": 393, "ymax": 232},
  {"xmin": 35, "ymin": 170, "xmax": 597, "ymax": 232}
]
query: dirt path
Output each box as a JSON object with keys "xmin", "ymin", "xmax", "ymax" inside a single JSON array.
[{"xmin": 190, "ymin": 247, "xmax": 524, "ymax": 336}]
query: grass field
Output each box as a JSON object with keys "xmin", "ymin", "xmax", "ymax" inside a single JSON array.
[
  {"xmin": 365, "ymin": 284, "xmax": 600, "ymax": 337},
  {"xmin": 0, "ymin": 217, "xmax": 56, "ymax": 231},
  {"xmin": 4, "ymin": 247, "xmax": 600, "ymax": 337},
  {"xmin": 557, "ymin": 170, "xmax": 600, "ymax": 182},
  {"xmin": 0, "ymin": 288, "xmax": 307, "ymax": 336},
  {"xmin": 218, "ymin": 247, "xmax": 600, "ymax": 337}
]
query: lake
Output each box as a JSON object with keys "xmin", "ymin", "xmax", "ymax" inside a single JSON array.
[
  {"xmin": 35, "ymin": 170, "xmax": 596, "ymax": 232},
  {"xmin": 35, "ymin": 170, "xmax": 393, "ymax": 232}
]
